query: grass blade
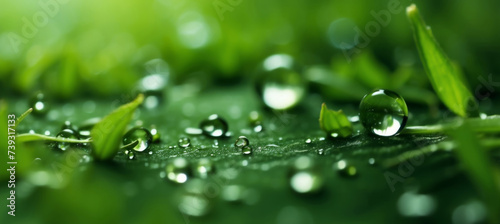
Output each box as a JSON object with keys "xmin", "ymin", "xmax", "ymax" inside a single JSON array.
[
  {"xmin": 91, "ymin": 94, "xmax": 144, "ymax": 160},
  {"xmin": 14, "ymin": 107, "xmax": 33, "ymax": 129},
  {"xmin": 447, "ymin": 123, "xmax": 500, "ymax": 223},
  {"xmin": 407, "ymin": 4, "xmax": 478, "ymax": 117},
  {"xmin": 319, "ymin": 103, "xmax": 353, "ymax": 138},
  {"xmin": 16, "ymin": 133, "xmax": 92, "ymax": 143}
]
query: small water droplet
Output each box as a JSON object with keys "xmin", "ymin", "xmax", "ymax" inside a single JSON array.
[
  {"xmin": 221, "ymin": 185, "xmax": 246, "ymax": 203},
  {"xmin": 150, "ymin": 126, "xmax": 161, "ymax": 143},
  {"xmin": 30, "ymin": 92, "xmax": 49, "ymax": 116},
  {"xmin": 166, "ymin": 158, "xmax": 191, "ymax": 184},
  {"xmin": 256, "ymin": 54, "xmax": 306, "ymax": 110},
  {"xmin": 317, "ymin": 149, "xmax": 324, "ymax": 155},
  {"xmin": 335, "ymin": 160, "xmax": 357, "ymax": 177},
  {"xmin": 55, "ymin": 129, "xmax": 79, "ymax": 151},
  {"xmin": 194, "ymin": 158, "xmax": 215, "ymax": 178},
  {"xmin": 288, "ymin": 156, "xmax": 323, "ymax": 194},
  {"xmin": 125, "ymin": 150, "xmax": 136, "ymax": 160},
  {"xmin": 397, "ymin": 191, "xmax": 436, "ymax": 217},
  {"xmin": 123, "ymin": 127, "xmax": 153, "ymax": 152},
  {"xmin": 235, "ymin": 136, "xmax": 249, "ymax": 148},
  {"xmin": 199, "ymin": 114, "xmax": 228, "ymax": 138},
  {"xmin": 359, "ymin": 89, "xmax": 408, "ymax": 136},
  {"xmin": 368, "ymin": 158, "xmax": 376, "ymax": 165},
  {"xmin": 305, "ymin": 139, "xmax": 312, "ymax": 144},
  {"xmin": 61, "ymin": 121, "xmax": 77, "ymax": 132},
  {"xmin": 178, "ymin": 137, "xmax": 191, "ymax": 148},
  {"xmin": 242, "ymin": 146, "xmax": 252, "ymax": 155}
]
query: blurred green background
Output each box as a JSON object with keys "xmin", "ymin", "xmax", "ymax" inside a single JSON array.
[
  {"xmin": 1, "ymin": 0, "xmax": 499, "ymax": 101},
  {"xmin": 1, "ymin": 1, "xmax": 500, "ymax": 224}
]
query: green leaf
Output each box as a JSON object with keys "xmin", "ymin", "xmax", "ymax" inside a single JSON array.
[
  {"xmin": 447, "ymin": 123, "xmax": 500, "ymax": 224},
  {"xmin": 91, "ymin": 94, "xmax": 144, "ymax": 160},
  {"xmin": 406, "ymin": 4, "xmax": 478, "ymax": 117},
  {"xmin": 319, "ymin": 103, "xmax": 353, "ymax": 138},
  {"xmin": 14, "ymin": 107, "xmax": 33, "ymax": 129},
  {"xmin": 16, "ymin": 133, "xmax": 93, "ymax": 143}
]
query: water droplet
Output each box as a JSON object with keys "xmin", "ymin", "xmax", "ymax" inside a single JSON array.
[
  {"xmin": 234, "ymin": 136, "xmax": 249, "ymax": 148},
  {"xmin": 359, "ymin": 89, "xmax": 408, "ymax": 136},
  {"xmin": 150, "ymin": 126, "xmax": 161, "ymax": 143},
  {"xmin": 452, "ymin": 201, "xmax": 486, "ymax": 224},
  {"xmin": 305, "ymin": 139, "xmax": 312, "ymax": 144},
  {"xmin": 289, "ymin": 171, "xmax": 323, "ymax": 194},
  {"xmin": 178, "ymin": 179, "xmax": 211, "ymax": 217},
  {"xmin": 125, "ymin": 150, "xmax": 136, "ymax": 160},
  {"xmin": 317, "ymin": 149, "xmax": 324, "ymax": 155},
  {"xmin": 288, "ymin": 156, "xmax": 323, "ymax": 194},
  {"xmin": 30, "ymin": 92, "xmax": 49, "ymax": 116},
  {"xmin": 335, "ymin": 160, "xmax": 357, "ymax": 177},
  {"xmin": 249, "ymin": 111, "xmax": 264, "ymax": 132},
  {"xmin": 368, "ymin": 158, "xmax": 376, "ymax": 165},
  {"xmin": 122, "ymin": 127, "xmax": 153, "ymax": 152},
  {"xmin": 61, "ymin": 121, "xmax": 77, "ymax": 132},
  {"xmin": 178, "ymin": 137, "xmax": 191, "ymax": 148},
  {"xmin": 256, "ymin": 54, "xmax": 306, "ymax": 110},
  {"xmin": 221, "ymin": 185, "xmax": 246, "ymax": 203},
  {"xmin": 242, "ymin": 146, "xmax": 252, "ymax": 155},
  {"xmin": 397, "ymin": 191, "xmax": 436, "ymax": 217},
  {"xmin": 166, "ymin": 158, "xmax": 191, "ymax": 184},
  {"xmin": 55, "ymin": 129, "xmax": 79, "ymax": 151},
  {"xmin": 199, "ymin": 114, "xmax": 228, "ymax": 138},
  {"xmin": 194, "ymin": 158, "xmax": 215, "ymax": 178}
]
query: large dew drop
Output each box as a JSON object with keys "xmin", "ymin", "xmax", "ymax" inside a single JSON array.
[
  {"xmin": 256, "ymin": 54, "xmax": 306, "ymax": 110},
  {"xmin": 199, "ymin": 114, "xmax": 228, "ymax": 138},
  {"xmin": 122, "ymin": 127, "xmax": 153, "ymax": 152},
  {"xmin": 359, "ymin": 89, "xmax": 408, "ymax": 136}
]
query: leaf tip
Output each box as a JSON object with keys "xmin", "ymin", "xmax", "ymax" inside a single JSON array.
[{"xmin": 406, "ymin": 3, "xmax": 417, "ymax": 16}]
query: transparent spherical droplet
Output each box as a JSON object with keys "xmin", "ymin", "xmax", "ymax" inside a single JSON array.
[
  {"xmin": 288, "ymin": 156, "xmax": 324, "ymax": 194},
  {"xmin": 335, "ymin": 160, "xmax": 357, "ymax": 177},
  {"xmin": 150, "ymin": 126, "xmax": 161, "ymax": 143},
  {"xmin": 289, "ymin": 171, "xmax": 323, "ymax": 194},
  {"xmin": 234, "ymin": 136, "xmax": 249, "ymax": 148},
  {"xmin": 359, "ymin": 89, "xmax": 408, "ymax": 136},
  {"xmin": 194, "ymin": 158, "xmax": 215, "ymax": 178},
  {"xmin": 61, "ymin": 121, "xmax": 77, "ymax": 132},
  {"xmin": 178, "ymin": 137, "xmax": 191, "ymax": 148},
  {"xmin": 256, "ymin": 54, "xmax": 306, "ymax": 110},
  {"xmin": 166, "ymin": 157, "xmax": 191, "ymax": 184},
  {"xmin": 242, "ymin": 146, "xmax": 253, "ymax": 155},
  {"xmin": 305, "ymin": 139, "xmax": 312, "ymax": 144},
  {"xmin": 55, "ymin": 129, "xmax": 79, "ymax": 151},
  {"xmin": 30, "ymin": 92, "xmax": 49, "ymax": 116},
  {"xmin": 122, "ymin": 127, "xmax": 153, "ymax": 152},
  {"xmin": 199, "ymin": 114, "xmax": 228, "ymax": 138},
  {"xmin": 125, "ymin": 150, "xmax": 136, "ymax": 160},
  {"xmin": 368, "ymin": 158, "xmax": 376, "ymax": 166}
]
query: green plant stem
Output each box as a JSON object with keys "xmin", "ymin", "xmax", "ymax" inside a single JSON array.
[{"xmin": 17, "ymin": 133, "xmax": 92, "ymax": 143}]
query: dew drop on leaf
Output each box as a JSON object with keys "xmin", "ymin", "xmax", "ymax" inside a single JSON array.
[
  {"xmin": 122, "ymin": 127, "xmax": 153, "ymax": 152},
  {"xmin": 199, "ymin": 114, "xmax": 228, "ymax": 138},
  {"xmin": 55, "ymin": 129, "xmax": 79, "ymax": 151},
  {"xmin": 359, "ymin": 89, "xmax": 408, "ymax": 137},
  {"xmin": 256, "ymin": 54, "xmax": 306, "ymax": 110},
  {"xmin": 235, "ymin": 136, "xmax": 249, "ymax": 148},
  {"xmin": 166, "ymin": 157, "xmax": 191, "ymax": 184},
  {"xmin": 178, "ymin": 137, "xmax": 191, "ymax": 148}
]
